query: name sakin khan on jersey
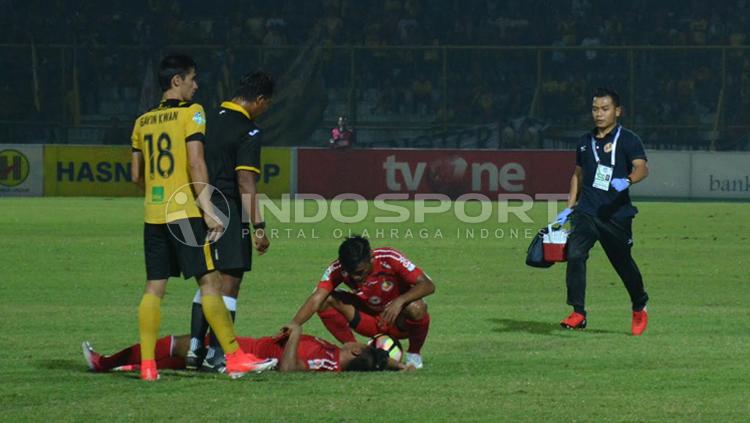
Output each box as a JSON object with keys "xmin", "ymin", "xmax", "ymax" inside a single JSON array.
[{"xmin": 139, "ymin": 111, "xmax": 179, "ymax": 126}]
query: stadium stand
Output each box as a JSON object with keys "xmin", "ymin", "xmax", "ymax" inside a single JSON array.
[{"xmin": 1, "ymin": 0, "xmax": 748, "ymax": 150}]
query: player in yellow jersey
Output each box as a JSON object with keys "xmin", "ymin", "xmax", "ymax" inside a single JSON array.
[{"xmin": 130, "ymin": 55, "xmax": 276, "ymax": 381}]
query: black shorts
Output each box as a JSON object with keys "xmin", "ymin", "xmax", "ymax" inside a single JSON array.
[
  {"xmin": 209, "ymin": 198, "xmax": 252, "ymax": 274},
  {"xmin": 144, "ymin": 218, "xmax": 215, "ymax": 280}
]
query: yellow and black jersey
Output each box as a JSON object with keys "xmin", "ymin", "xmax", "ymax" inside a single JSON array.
[
  {"xmin": 204, "ymin": 101, "xmax": 262, "ymax": 201},
  {"xmin": 131, "ymin": 99, "xmax": 207, "ymax": 224}
]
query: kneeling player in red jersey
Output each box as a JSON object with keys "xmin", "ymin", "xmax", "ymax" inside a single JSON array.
[
  {"xmin": 288, "ymin": 236, "xmax": 435, "ymax": 369},
  {"xmin": 82, "ymin": 323, "xmax": 411, "ymax": 374}
]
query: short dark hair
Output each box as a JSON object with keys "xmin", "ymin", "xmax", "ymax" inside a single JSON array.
[
  {"xmin": 158, "ymin": 55, "xmax": 196, "ymax": 92},
  {"xmin": 338, "ymin": 236, "xmax": 371, "ymax": 273},
  {"xmin": 343, "ymin": 346, "xmax": 389, "ymax": 372},
  {"xmin": 592, "ymin": 87, "xmax": 621, "ymax": 107},
  {"xmin": 233, "ymin": 71, "xmax": 274, "ymax": 101}
]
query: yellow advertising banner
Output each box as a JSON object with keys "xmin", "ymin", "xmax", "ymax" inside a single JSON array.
[
  {"xmin": 258, "ymin": 147, "xmax": 294, "ymax": 198},
  {"xmin": 44, "ymin": 145, "xmax": 140, "ymax": 196},
  {"xmin": 43, "ymin": 145, "xmax": 294, "ymax": 197}
]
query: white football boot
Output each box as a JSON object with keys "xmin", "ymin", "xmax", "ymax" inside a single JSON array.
[{"xmin": 405, "ymin": 353, "xmax": 423, "ymax": 369}]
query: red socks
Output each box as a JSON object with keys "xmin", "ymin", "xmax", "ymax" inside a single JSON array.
[
  {"xmin": 404, "ymin": 314, "xmax": 430, "ymax": 354},
  {"xmin": 317, "ymin": 308, "xmax": 356, "ymax": 343},
  {"xmin": 99, "ymin": 336, "xmax": 174, "ymax": 370}
]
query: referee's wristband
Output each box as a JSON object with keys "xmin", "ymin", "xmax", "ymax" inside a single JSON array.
[
  {"xmin": 626, "ymin": 177, "xmax": 633, "ymax": 184},
  {"xmin": 252, "ymin": 221, "xmax": 266, "ymax": 230}
]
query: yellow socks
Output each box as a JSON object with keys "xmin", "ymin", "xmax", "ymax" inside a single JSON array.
[
  {"xmin": 139, "ymin": 292, "xmax": 239, "ymax": 360},
  {"xmin": 201, "ymin": 294, "xmax": 240, "ymax": 354},
  {"xmin": 138, "ymin": 293, "xmax": 162, "ymax": 361}
]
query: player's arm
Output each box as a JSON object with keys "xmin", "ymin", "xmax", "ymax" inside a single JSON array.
[
  {"xmin": 186, "ymin": 140, "xmax": 211, "ymax": 202},
  {"xmin": 237, "ymin": 169, "xmax": 269, "ymax": 255},
  {"xmin": 627, "ymin": 159, "xmax": 649, "ymax": 184},
  {"xmin": 237, "ymin": 169, "xmax": 261, "ymax": 226},
  {"xmin": 567, "ymin": 166, "xmax": 583, "ymax": 208},
  {"xmin": 278, "ymin": 322, "xmax": 306, "ymax": 372},
  {"xmin": 186, "ymin": 140, "xmax": 223, "ymax": 238},
  {"xmin": 290, "ymin": 287, "xmax": 331, "ymax": 326},
  {"xmin": 617, "ymin": 136, "xmax": 648, "ymax": 190},
  {"xmin": 235, "ymin": 131, "xmax": 269, "ymax": 254},
  {"xmin": 183, "ymin": 104, "xmax": 221, "ymax": 236},
  {"xmin": 381, "ymin": 273, "xmax": 435, "ymax": 326},
  {"xmin": 130, "ymin": 124, "xmax": 144, "ymax": 189},
  {"xmin": 131, "ymin": 150, "xmax": 145, "ymax": 190},
  {"xmin": 566, "ymin": 139, "xmax": 587, "ymax": 208}
]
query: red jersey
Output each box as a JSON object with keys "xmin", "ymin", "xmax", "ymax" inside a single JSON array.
[
  {"xmin": 317, "ymin": 247, "xmax": 424, "ymax": 313},
  {"xmin": 237, "ymin": 335, "xmax": 341, "ymax": 372}
]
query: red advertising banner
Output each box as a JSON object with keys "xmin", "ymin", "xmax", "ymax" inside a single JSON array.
[{"xmin": 297, "ymin": 148, "xmax": 575, "ymax": 198}]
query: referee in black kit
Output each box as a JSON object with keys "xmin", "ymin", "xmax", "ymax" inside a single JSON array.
[
  {"xmin": 186, "ymin": 72, "xmax": 275, "ymax": 370},
  {"xmin": 555, "ymin": 88, "xmax": 650, "ymax": 336}
]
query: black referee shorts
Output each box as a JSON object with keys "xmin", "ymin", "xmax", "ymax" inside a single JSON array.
[
  {"xmin": 208, "ymin": 198, "xmax": 252, "ymax": 274},
  {"xmin": 143, "ymin": 218, "xmax": 216, "ymax": 280}
]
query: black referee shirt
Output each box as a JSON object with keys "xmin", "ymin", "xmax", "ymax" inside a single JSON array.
[
  {"xmin": 575, "ymin": 125, "xmax": 647, "ymax": 220},
  {"xmin": 205, "ymin": 101, "xmax": 262, "ymax": 202}
]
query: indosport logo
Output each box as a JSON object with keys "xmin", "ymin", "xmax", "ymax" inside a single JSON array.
[
  {"xmin": 0, "ymin": 150, "xmax": 30, "ymax": 187},
  {"xmin": 165, "ymin": 182, "xmax": 231, "ymax": 247}
]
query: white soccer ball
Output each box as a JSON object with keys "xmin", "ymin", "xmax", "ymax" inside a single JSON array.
[{"xmin": 368, "ymin": 334, "xmax": 404, "ymax": 363}]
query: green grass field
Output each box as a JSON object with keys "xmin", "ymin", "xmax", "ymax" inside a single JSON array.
[{"xmin": 1, "ymin": 198, "xmax": 748, "ymax": 422}]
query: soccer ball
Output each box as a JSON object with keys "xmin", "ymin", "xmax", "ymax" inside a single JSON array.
[{"xmin": 368, "ymin": 334, "xmax": 404, "ymax": 363}]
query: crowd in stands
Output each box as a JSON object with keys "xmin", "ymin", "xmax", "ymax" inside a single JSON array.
[
  {"xmin": 1, "ymin": 0, "xmax": 748, "ymax": 149},
  {"xmin": 3, "ymin": 0, "xmax": 748, "ymax": 47}
]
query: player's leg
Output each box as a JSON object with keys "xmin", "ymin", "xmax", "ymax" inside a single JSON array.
[
  {"xmin": 195, "ymin": 271, "xmax": 276, "ymax": 376},
  {"xmin": 174, "ymin": 217, "xmax": 275, "ymax": 377},
  {"xmin": 326, "ymin": 292, "xmax": 407, "ymax": 341},
  {"xmin": 317, "ymin": 291, "xmax": 363, "ymax": 343},
  {"xmin": 195, "ymin": 272, "xmax": 239, "ymax": 352},
  {"xmin": 83, "ymin": 335, "xmax": 183, "ymax": 372},
  {"xmin": 191, "ymin": 207, "xmax": 251, "ymax": 371},
  {"xmin": 177, "ymin": 218, "xmax": 266, "ymax": 356},
  {"xmin": 201, "ymin": 271, "xmax": 243, "ymax": 371},
  {"xmin": 562, "ymin": 212, "xmax": 599, "ymax": 328},
  {"xmin": 152, "ymin": 335, "xmax": 190, "ymax": 370},
  {"xmin": 395, "ymin": 300, "xmax": 430, "ymax": 368},
  {"xmin": 139, "ymin": 223, "xmax": 181, "ymax": 381},
  {"xmin": 187, "ymin": 273, "xmax": 242, "ymax": 370},
  {"xmin": 186, "ymin": 287, "xmax": 210, "ymax": 369},
  {"xmin": 328, "ymin": 294, "xmax": 427, "ymax": 367},
  {"xmin": 331, "ymin": 297, "xmax": 430, "ymax": 369},
  {"xmin": 138, "ymin": 280, "xmax": 166, "ymax": 380},
  {"xmin": 598, "ymin": 218, "xmax": 648, "ymax": 309},
  {"xmin": 597, "ymin": 218, "xmax": 649, "ymax": 335}
]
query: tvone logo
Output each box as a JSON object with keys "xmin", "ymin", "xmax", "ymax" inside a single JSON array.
[
  {"xmin": 383, "ymin": 155, "xmax": 525, "ymax": 195},
  {"xmin": 0, "ymin": 150, "xmax": 30, "ymax": 187}
]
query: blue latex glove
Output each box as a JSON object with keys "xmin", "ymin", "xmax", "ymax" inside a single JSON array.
[
  {"xmin": 555, "ymin": 208, "xmax": 573, "ymax": 225},
  {"xmin": 611, "ymin": 178, "xmax": 631, "ymax": 192}
]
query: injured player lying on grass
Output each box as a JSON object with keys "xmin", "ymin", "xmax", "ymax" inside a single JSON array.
[{"xmin": 82, "ymin": 323, "xmax": 414, "ymax": 373}]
